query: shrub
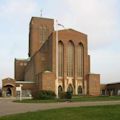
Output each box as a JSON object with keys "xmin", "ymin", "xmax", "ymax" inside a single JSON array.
[
  {"xmin": 66, "ymin": 91, "xmax": 72, "ymax": 99},
  {"xmin": 59, "ymin": 92, "xmax": 66, "ymax": 99},
  {"xmin": 59, "ymin": 91, "xmax": 72, "ymax": 100},
  {"xmin": 34, "ymin": 90, "xmax": 56, "ymax": 100}
]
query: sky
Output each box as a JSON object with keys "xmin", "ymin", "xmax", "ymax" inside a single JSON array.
[{"xmin": 0, "ymin": 0, "xmax": 120, "ymax": 87}]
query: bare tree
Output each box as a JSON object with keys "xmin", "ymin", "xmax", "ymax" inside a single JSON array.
[{"xmin": 0, "ymin": 88, "xmax": 2, "ymax": 97}]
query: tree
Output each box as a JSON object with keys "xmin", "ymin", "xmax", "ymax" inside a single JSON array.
[{"xmin": 0, "ymin": 88, "xmax": 2, "ymax": 97}]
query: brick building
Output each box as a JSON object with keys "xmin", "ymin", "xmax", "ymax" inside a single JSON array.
[
  {"xmin": 101, "ymin": 82, "xmax": 120, "ymax": 96},
  {"xmin": 2, "ymin": 17, "xmax": 100, "ymax": 97}
]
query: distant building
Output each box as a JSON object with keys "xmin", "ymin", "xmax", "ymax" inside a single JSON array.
[
  {"xmin": 2, "ymin": 17, "xmax": 100, "ymax": 97},
  {"xmin": 101, "ymin": 82, "xmax": 120, "ymax": 96}
]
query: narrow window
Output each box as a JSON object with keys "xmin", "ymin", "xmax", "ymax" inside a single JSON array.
[
  {"xmin": 77, "ymin": 43, "xmax": 84, "ymax": 77},
  {"xmin": 67, "ymin": 41, "xmax": 74, "ymax": 77},
  {"xmin": 58, "ymin": 41, "xmax": 64, "ymax": 77}
]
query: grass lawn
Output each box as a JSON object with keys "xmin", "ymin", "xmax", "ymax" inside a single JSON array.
[
  {"xmin": 15, "ymin": 96, "xmax": 120, "ymax": 103},
  {"xmin": 0, "ymin": 105, "xmax": 120, "ymax": 120},
  {"xmin": 72, "ymin": 95, "xmax": 120, "ymax": 102}
]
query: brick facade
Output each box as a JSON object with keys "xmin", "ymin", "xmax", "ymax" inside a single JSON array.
[
  {"xmin": 2, "ymin": 16, "xmax": 100, "ymax": 97},
  {"xmin": 15, "ymin": 59, "xmax": 28, "ymax": 81},
  {"xmin": 87, "ymin": 74, "xmax": 100, "ymax": 96},
  {"xmin": 101, "ymin": 83, "xmax": 120, "ymax": 96}
]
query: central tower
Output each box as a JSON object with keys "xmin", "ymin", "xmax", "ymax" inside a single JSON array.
[{"xmin": 28, "ymin": 17, "xmax": 54, "ymax": 57}]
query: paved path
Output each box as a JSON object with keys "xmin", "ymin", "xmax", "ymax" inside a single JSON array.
[{"xmin": 1, "ymin": 98, "xmax": 120, "ymax": 117}]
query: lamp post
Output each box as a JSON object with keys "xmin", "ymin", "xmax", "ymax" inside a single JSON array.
[
  {"xmin": 56, "ymin": 20, "xmax": 59, "ymax": 98},
  {"xmin": 55, "ymin": 20, "xmax": 65, "ymax": 98}
]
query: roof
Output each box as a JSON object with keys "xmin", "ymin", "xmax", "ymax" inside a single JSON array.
[
  {"xmin": 107, "ymin": 82, "xmax": 120, "ymax": 85},
  {"xmin": 30, "ymin": 17, "xmax": 54, "ymax": 24},
  {"xmin": 53, "ymin": 29, "xmax": 87, "ymax": 38},
  {"xmin": 57, "ymin": 28, "xmax": 87, "ymax": 36},
  {"xmin": 2, "ymin": 77, "xmax": 14, "ymax": 81},
  {"xmin": 15, "ymin": 58, "xmax": 29, "ymax": 62}
]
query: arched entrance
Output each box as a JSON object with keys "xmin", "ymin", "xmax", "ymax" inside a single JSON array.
[
  {"xmin": 58, "ymin": 86, "xmax": 63, "ymax": 96},
  {"xmin": 3, "ymin": 85, "xmax": 14, "ymax": 97},
  {"xmin": 67, "ymin": 84, "xmax": 73, "ymax": 93},
  {"xmin": 78, "ymin": 86, "xmax": 82, "ymax": 95},
  {"xmin": 2, "ymin": 78, "xmax": 15, "ymax": 97},
  {"xmin": 6, "ymin": 87, "xmax": 12, "ymax": 97}
]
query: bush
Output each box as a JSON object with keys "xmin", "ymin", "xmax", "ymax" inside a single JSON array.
[
  {"xmin": 59, "ymin": 92, "xmax": 66, "ymax": 99},
  {"xmin": 59, "ymin": 91, "xmax": 72, "ymax": 100},
  {"xmin": 34, "ymin": 90, "xmax": 56, "ymax": 100},
  {"xmin": 66, "ymin": 91, "xmax": 72, "ymax": 99}
]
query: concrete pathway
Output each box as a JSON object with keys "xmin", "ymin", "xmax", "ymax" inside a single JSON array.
[{"xmin": 1, "ymin": 98, "xmax": 120, "ymax": 117}]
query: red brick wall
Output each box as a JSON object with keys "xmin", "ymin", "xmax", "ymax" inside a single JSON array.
[
  {"xmin": 41, "ymin": 72, "xmax": 56, "ymax": 92},
  {"xmin": 29, "ymin": 17, "xmax": 54, "ymax": 57},
  {"xmin": 87, "ymin": 74, "xmax": 100, "ymax": 96},
  {"xmin": 51, "ymin": 29, "xmax": 90, "ymax": 93},
  {"xmin": 31, "ymin": 72, "xmax": 55, "ymax": 92},
  {"xmin": 15, "ymin": 59, "xmax": 28, "ymax": 81}
]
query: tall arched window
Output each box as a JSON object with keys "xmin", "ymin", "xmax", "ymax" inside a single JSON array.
[
  {"xmin": 58, "ymin": 41, "xmax": 64, "ymax": 77},
  {"xmin": 77, "ymin": 43, "xmax": 84, "ymax": 77},
  {"xmin": 67, "ymin": 41, "xmax": 74, "ymax": 77}
]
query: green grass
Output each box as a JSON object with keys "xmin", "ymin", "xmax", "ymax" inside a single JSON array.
[
  {"xmin": 72, "ymin": 95, "xmax": 120, "ymax": 102},
  {"xmin": 15, "ymin": 96, "xmax": 120, "ymax": 103},
  {"xmin": 0, "ymin": 105, "xmax": 120, "ymax": 120},
  {"xmin": 15, "ymin": 99, "xmax": 58, "ymax": 103}
]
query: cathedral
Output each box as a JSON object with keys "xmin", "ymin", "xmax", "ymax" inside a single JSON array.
[{"xmin": 2, "ymin": 17, "xmax": 100, "ymax": 97}]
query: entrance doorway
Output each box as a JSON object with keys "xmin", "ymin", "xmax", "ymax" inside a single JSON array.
[
  {"xmin": 78, "ymin": 86, "xmax": 82, "ymax": 95},
  {"xmin": 58, "ymin": 86, "xmax": 63, "ymax": 96},
  {"xmin": 6, "ymin": 88, "xmax": 12, "ymax": 97}
]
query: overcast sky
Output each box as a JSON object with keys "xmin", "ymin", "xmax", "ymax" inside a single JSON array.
[{"xmin": 0, "ymin": 0, "xmax": 120, "ymax": 87}]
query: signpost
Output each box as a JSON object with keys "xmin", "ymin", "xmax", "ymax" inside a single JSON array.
[{"xmin": 16, "ymin": 84, "xmax": 23, "ymax": 101}]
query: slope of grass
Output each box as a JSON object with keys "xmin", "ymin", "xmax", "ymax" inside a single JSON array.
[{"xmin": 0, "ymin": 105, "xmax": 120, "ymax": 120}]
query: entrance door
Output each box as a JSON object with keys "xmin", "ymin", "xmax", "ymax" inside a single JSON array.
[
  {"xmin": 58, "ymin": 86, "xmax": 63, "ymax": 97},
  {"xmin": 6, "ymin": 88, "xmax": 12, "ymax": 97},
  {"xmin": 78, "ymin": 86, "xmax": 82, "ymax": 95}
]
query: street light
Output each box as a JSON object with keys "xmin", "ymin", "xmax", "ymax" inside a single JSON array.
[
  {"xmin": 55, "ymin": 20, "xmax": 65, "ymax": 98},
  {"xmin": 55, "ymin": 20, "xmax": 59, "ymax": 98}
]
